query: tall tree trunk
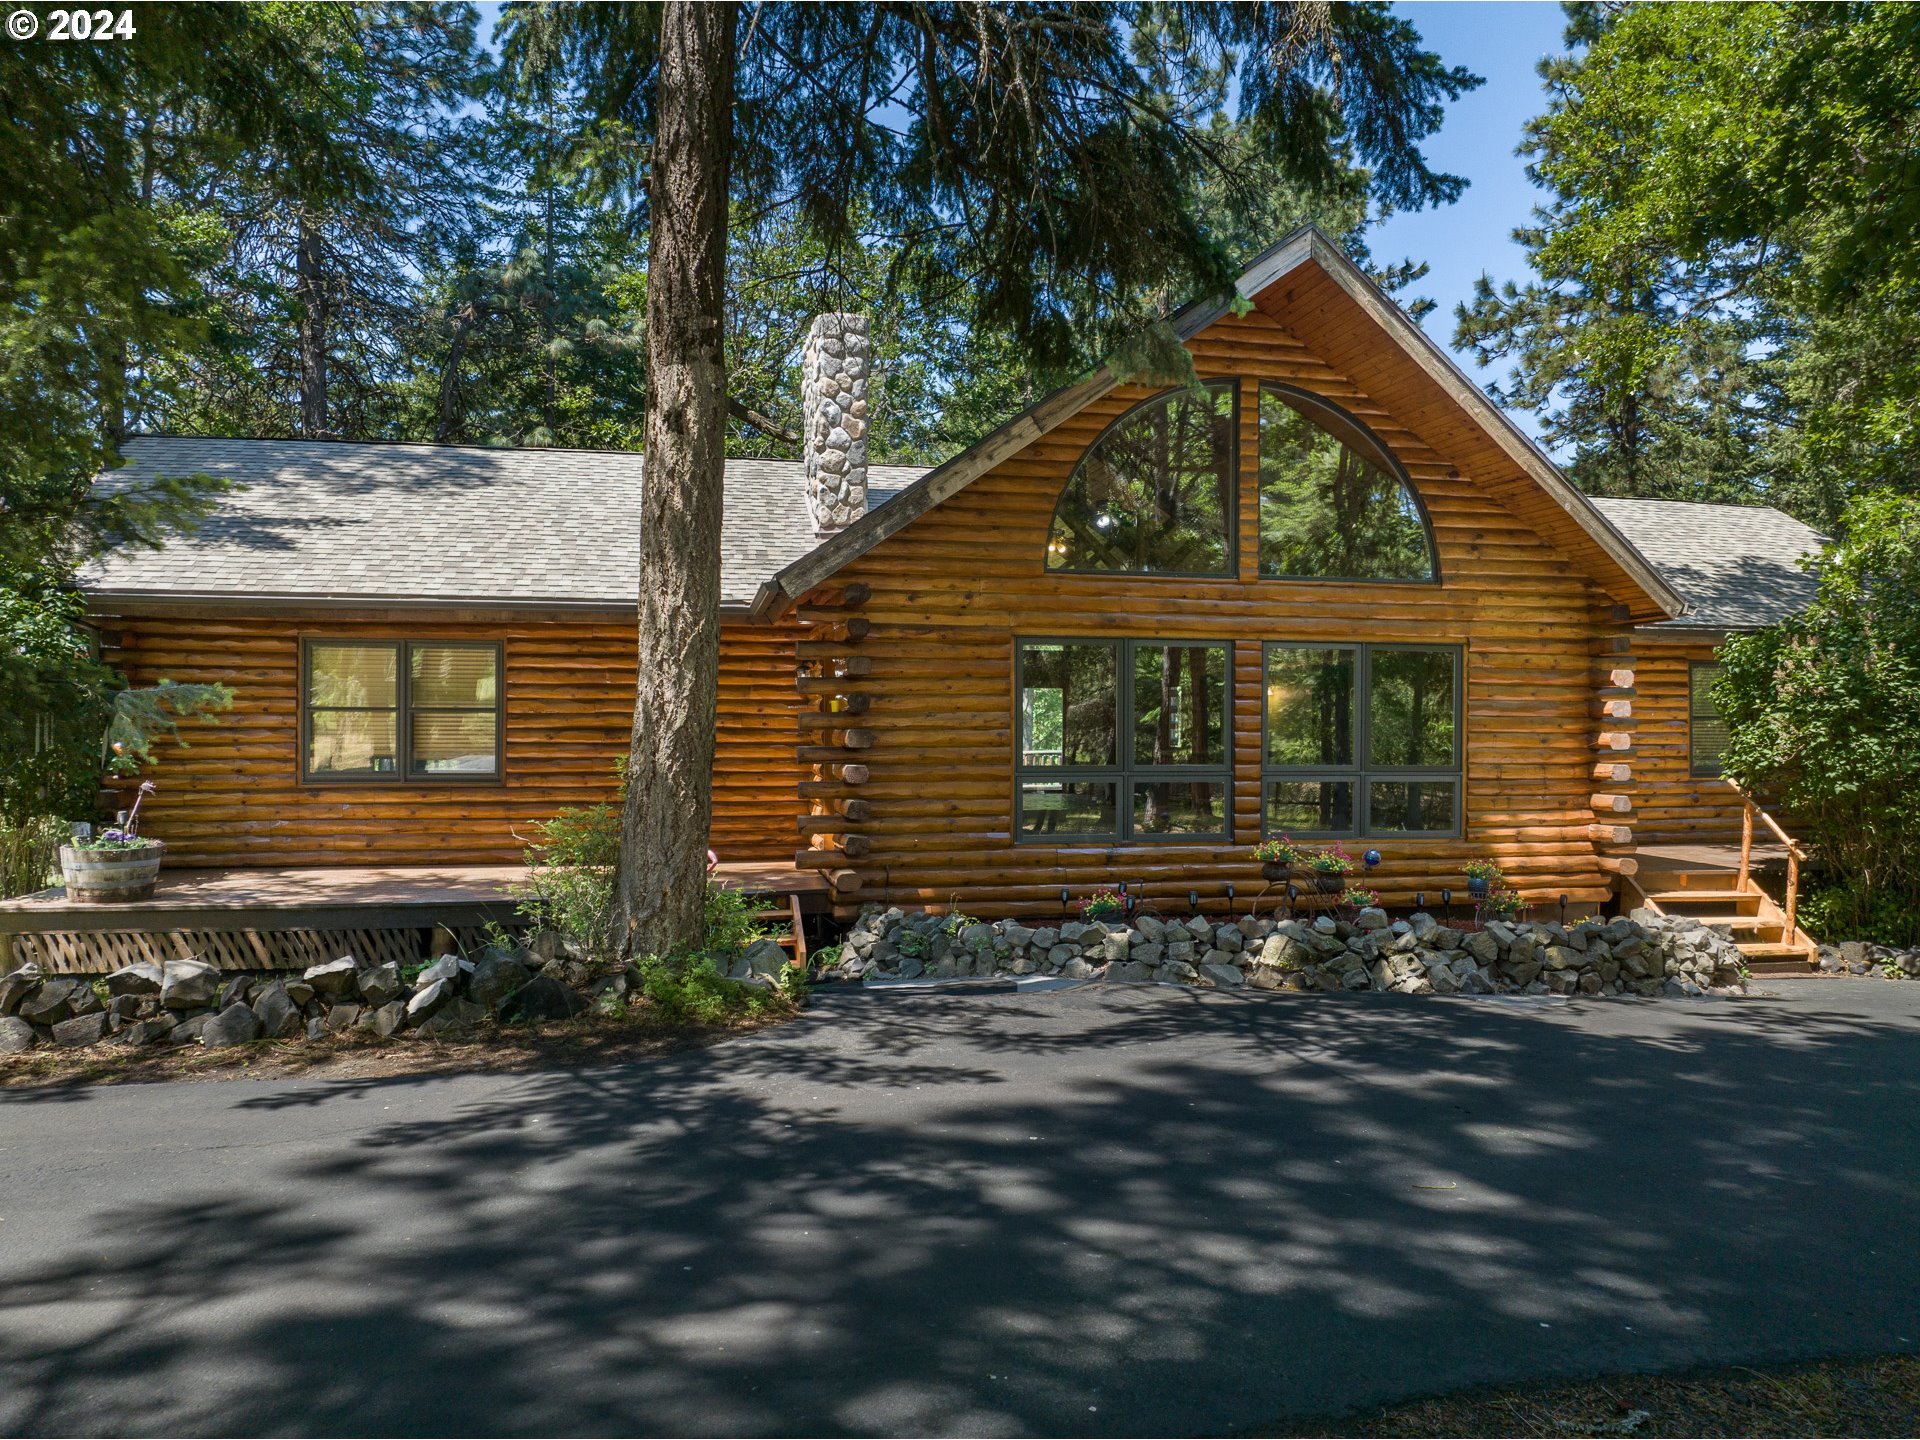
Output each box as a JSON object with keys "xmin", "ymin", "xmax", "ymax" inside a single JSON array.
[
  {"xmin": 295, "ymin": 213, "xmax": 330, "ymax": 436},
  {"xmin": 611, "ymin": 0, "xmax": 735, "ymax": 959}
]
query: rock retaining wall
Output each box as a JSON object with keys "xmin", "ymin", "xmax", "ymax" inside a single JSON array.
[
  {"xmin": 1819, "ymin": 941, "xmax": 1920, "ymax": 978},
  {"xmin": 0, "ymin": 939, "xmax": 607, "ymax": 1055},
  {"xmin": 833, "ymin": 905, "xmax": 1753, "ymax": 997}
]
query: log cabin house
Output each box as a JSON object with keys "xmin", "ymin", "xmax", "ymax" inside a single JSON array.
[{"xmin": 62, "ymin": 227, "xmax": 1829, "ymax": 966}]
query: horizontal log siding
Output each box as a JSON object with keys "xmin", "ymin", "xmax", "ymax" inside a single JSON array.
[
  {"xmin": 818, "ymin": 309, "xmax": 1619, "ymax": 917},
  {"xmin": 96, "ymin": 615, "xmax": 803, "ymax": 866},
  {"xmin": 1633, "ymin": 637, "xmax": 1745, "ymax": 843}
]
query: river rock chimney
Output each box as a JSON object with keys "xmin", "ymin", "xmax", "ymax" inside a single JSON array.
[{"xmin": 801, "ymin": 313, "xmax": 869, "ymax": 532}]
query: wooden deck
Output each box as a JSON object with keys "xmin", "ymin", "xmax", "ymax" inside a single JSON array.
[
  {"xmin": 1638, "ymin": 841, "xmax": 1792, "ymax": 876},
  {"xmin": 0, "ymin": 861, "xmax": 826, "ymax": 974}
]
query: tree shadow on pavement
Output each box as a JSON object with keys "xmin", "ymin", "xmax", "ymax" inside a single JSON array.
[{"xmin": 1, "ymin": 985, "xmax": 1916, "ymax": 1437}]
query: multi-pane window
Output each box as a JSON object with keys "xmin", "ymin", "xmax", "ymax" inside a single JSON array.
[
  {"xmin": 1016, "ymin": 638, "xmax": 1230, "ymax": 842},
  {"xmin": 302, "ymin": 640, "xmax": 502, "ymax": 782},
  {"xmin": 1262, "ymin": 642, "xmax": 1460, "ymax": 837},
  {"xmin": 1689, "ymin": 662, "xmax": 1729, "ymax": 777},
  {"xmin": 1046, "ymin": 382, "xmax": 1236, "ymax": 576},
  {"xmin": 1258, "ymin": 384, "xmax": 1437, "ymax": 582}
]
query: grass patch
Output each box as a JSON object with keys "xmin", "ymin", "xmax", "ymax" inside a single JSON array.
[{"xmin": 1263, "ymin": 1352, "xmax": 1920, "ymax": 1438}]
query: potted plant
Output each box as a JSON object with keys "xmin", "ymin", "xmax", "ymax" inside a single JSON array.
[
  {"xmin": 60, "ymin": 781, "xmax": 165, "ymax": 903},
  {"xmin": 1481, "ymin": 886, "xmax": 1524, "ymax": 920},
  {"xmin": 1343, "ymin": 886, "xmax": 1380, "ymax": 910},
  {"xmin": 1463, "ymin": 858, "xmax": 1503, "ymax": 899},
  {"xmin": 1254, "ymin": 837, "xmax": 1302, "ymax": 883},
  {"xmin": 1079, "ymin": 888, "xmax": 1126, "ymax": 923},
  {"xmin": 1303, "ymin": 843, "xmax": 1355, "ymax": 894}
]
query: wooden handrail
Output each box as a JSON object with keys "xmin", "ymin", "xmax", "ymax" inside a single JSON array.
[{"xmin": 1722, "ymin": 778, "xmax": 1807, "ymax": 943}]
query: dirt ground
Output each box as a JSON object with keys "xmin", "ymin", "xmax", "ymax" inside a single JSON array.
[
  {"xmin": 1269, "ymin": 1352, "xmax": 1920, "ymax": 1438},
  {"xmin": 0, "ymin": 1010, "xmax": 790, "ymax": 1089}
]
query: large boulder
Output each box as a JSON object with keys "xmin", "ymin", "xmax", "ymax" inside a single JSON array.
[
  {"xmin": 105, "ymin": 961, "xmax": 165, "ymax": 998},
  {"xmin": 0, "ymin": 964, "xmax": 45, "ymax": 1015},
  {"xmin": 0, "ymin": 1014, "xmax": 39, "ymax": 1052},
  {"xmin": 355, "ymin": 962, "xmax": 403, "ymax": 1008},
  {"xmin": 201, "ymin": 1002, "xmax": 264, "ymax": 1048},
  {"xmin": 161, "ymin": 958, "xmax": 220, "ymax": 1011},
  {"xmin": 1200, "ymin": 962, "xmax": 1244, "ymax": 988},
  {"xmin": 51, "ymin": 1011, "xmax": 108, "ymax": 1048},
  {"xmin": 18, "ymin": 977, "xmax": 79, "ymax": 1027},
  {"xmin": 468, "ymin": 951, "xmax": 531, "ymax": 1010},
  {"xmin": 740, "ymin": 937, "xmax": 787, "ymax": 980},
  {"xmin": 417, "ymin": 998, "xmax": 486, "ymax": 1039},
  {"xmin": 359, "ymin": 1001, "xmax": 407, "ymax": 1038},
  {"xmin": 302, "ymin": 956, "xmax": 359, "ymax": 997},
  {"xmin": 250, "ymin": 980, "xmax": 300, "ymax": 1039},
  {"xmin": 415, "ymin": 955, "xmax": 465, "ymax": 991},
  {"xmin": 503, "ymin": 974, "xmax": 589, "ymax": 1023},
  {"xmin": 123, "ymin": 1017, "xmax": 174, "ymax": 1047},
  {"xmin": 406, "ymin": 980, "xmax": 452, "ymax": 1024}
]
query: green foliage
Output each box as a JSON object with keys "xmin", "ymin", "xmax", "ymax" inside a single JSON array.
[
  {"xmin": 104, "ymin": 683, "xmax": 234, "ymax": 776},
  {"xmin": 703, "ymin": 885, "xmax": 767, "ymax": 957},
  {"xmin": 1455, "ymin": 2, "xmax": 1920, "ymax": 527},
  {"xmin": 630, "ymin": 954, "xmax": 784, "ymax": 1027},
  {"xmin": 513, "ymin": 798, "xmax": 621, "ymax": 959},
  {"xmin": 1714, "ymin": 493, "xmax": 1920, "ymax": 945},
  {"xmin": 0, "ymin": 816, "xmax": 63, "ymax": 900}
]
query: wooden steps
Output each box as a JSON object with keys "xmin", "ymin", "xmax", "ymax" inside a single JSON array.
[
  {"xmin": 748, "ymin": 892, "xmax": 808, "ymax": 970},
  {"xmin": 1627, "ymin": 865, "xmax": 1819, "ymax": 974}
]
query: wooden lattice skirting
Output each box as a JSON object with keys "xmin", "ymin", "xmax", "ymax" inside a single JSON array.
[{"xmin": 11, "ymin": 923, "xmax": 510, "ymax": 975}]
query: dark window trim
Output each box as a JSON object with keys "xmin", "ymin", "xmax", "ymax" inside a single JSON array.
[
  {"xmin": 1260, "ymin": 640, "xmax": 1463, "ymax": 839},
  {"xmin": 1255, "ymin": 381, "xmax": 1443, "ymax": 587},
  {"xmin": 1043, "ymin": 379, "xmax": 1241, "ymax": 580},
  {"xmin": 299, "ymin": 638, "xmax": 506, "ymax": 787},
  {"xmin": 1014, "ymin": 636, "xmax": 1233, "ymax": 844},
  {"xmin": 1688, "ymin": 660, "xmax": 1727, "ymax": 778}
]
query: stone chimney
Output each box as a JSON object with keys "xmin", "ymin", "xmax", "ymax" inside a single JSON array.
[{"xmin": 802, "ymin": 313, "xmax": 870, "ymax": 532}]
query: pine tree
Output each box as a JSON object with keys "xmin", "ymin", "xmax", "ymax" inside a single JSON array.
[{"xmin": 501, "ymin": 0, "xmax": 1479, "ymax": 957}]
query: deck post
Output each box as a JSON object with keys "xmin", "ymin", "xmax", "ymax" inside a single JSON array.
[
  {"xmin": 1784, "ymin": 848, "xmax": 1799, "ymax": 941},
  {"xmin": 1738, "ymin": 801, "xmax": 1754, "ymax": 891}
]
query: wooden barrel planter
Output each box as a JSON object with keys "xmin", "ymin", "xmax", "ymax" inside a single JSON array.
[{"xmin": 59, "ymin": 842, "xmax": 166, "ymax": 903}]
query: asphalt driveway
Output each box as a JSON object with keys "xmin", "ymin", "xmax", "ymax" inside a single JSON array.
[{"xmin": 1, "ymin": 979, "xmax": 1917, "ymax": 1437}]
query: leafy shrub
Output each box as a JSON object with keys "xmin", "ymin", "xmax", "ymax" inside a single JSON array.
[
  {"xmin": 704, "ymin": 884, "xmax": 767, "ymax": 955},
  {"xmin": 1715, "ymin": 493, "xmax": 1920, "ymax": 946},
  {"xmin": 0, "ymin": 815, "xmax": 63, "ymax": 899},
  {"xmin": 631, "ymin": 954, "xmax": 784, "ymax": 1026},
  {"xmin": 514, "ymin": 799, "xmax": 621, "ymax": 959}
]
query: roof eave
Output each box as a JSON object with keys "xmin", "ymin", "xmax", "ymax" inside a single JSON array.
[{"xmin": 758, "ymin": 225, "xmax": 1687, "ymax": 622}]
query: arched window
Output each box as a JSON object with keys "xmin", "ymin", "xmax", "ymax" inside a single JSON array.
[
  {"xmin": 1046, "ymin": 382, "xmax": 1235, "ymax": 575},
  {"xmin": 1258, "ymin": 385, "xmax": 1436, "ymax": 581}
]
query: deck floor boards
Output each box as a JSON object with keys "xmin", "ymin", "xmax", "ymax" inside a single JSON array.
[{"xmin": 0, "ymin": 861, "xmax": 825, "ymax": 935}]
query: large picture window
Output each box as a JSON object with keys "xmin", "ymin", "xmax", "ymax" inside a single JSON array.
[
  {"xmin": 1258, "ymin": 384, "xmax": 1437, "ymax": 582},
  {"xmin": 1689, "ymin": 662, "xmax": 1729, "ymax": 777},
  {"xmin": 302, "ymin": 640, "xmax": 502, "ymax": 783},
  {"xmin": 1017, "ymin": 638, "xmax": 1230, "ymax": 842},
  {"xmin": 1262, "ymin": 642, "xmax": 1460, "ymax": 837},
  {"xmin": 1045, "ymin": 382, "xmax": 1236, "ymax": 576}
]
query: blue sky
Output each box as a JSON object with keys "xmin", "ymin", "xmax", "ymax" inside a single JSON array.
[{"xmin": 1374, "ymin": 2, "xmax": 1572, "ymax": 428}]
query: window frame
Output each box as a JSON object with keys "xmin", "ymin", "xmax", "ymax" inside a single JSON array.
[
  {"xmin": 1255, "ymin": 381, "xmax": 1442, "ymax": 586},
  {"xmin": 299, "ymin": 638, "xmax": 506, "ymax": 786},
  {"xmin": 1688, "ymin": 660, "xmax": 1727, "ymax": 778},
  {"xmin": 1043, "ymin": 379, "xmax": 1241, "ymax": 580},
  {"xmin": 1260, "ymin": 640, "xmax": 1463, "ymax": 839},
  {"xmin": 1013, "ymin": 636, "xmax": 1233, "ymax": 844}
]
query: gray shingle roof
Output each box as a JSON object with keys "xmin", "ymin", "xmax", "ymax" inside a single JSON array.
[
  {"xmin": 82, "ymin": 437, "xmax": 924, "ymax": 609},
  {"xmin": 1590, "ymin": 497, "xmax": 1826, "ymax": 631},
  {"xmin": 81, "ymin": 438, "xmax": 1826, "ymax": 631}
]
